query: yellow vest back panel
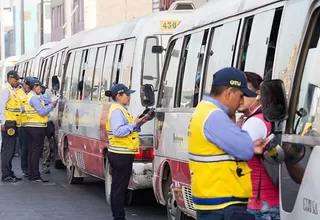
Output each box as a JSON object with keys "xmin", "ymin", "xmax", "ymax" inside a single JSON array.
[{"xmin": 17, "ymin": 89, "xmax": 27, "ymax": 126}]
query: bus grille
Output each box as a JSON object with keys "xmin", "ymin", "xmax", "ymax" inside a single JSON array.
[{"xmin": 182, "ymin": 186, "xmax": 195, "ymax": 211}]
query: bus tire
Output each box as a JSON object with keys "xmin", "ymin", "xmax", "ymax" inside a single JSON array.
[
  {"xmin": 166, "ymin": 174, "xmax": 191, "ymax": 220},
  {"xmin": 53, "ymin": 137, "xmax": 64, "ymax": 169},
  {"xmin": 104, "ymin": 158, "xmax": 112, "ymax": 205},
  {"xmin": 65, "ymin": 144, "xmax": 83, "ymax": 184}
]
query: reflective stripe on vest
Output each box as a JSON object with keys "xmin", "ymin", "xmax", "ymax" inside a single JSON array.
[
  {"xmin": 2, "ymin": 83, "xmax": 21, "ymax": 126},
  {"xmin": 25, "ymin": 92, "xmax": 48, "ymax": 127},
  {"xmin": 189, "ymin": 153, "xmax": 236, "ymax": 163},
  {"xmin": 106, "ymin": 103, "xmax": 139, "ymax": 155},
  {"xmin": 188, "ymin": 100, "xmax": 252, "ymax": 210}
]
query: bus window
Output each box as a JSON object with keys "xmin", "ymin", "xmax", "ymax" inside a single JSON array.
[
  {"xmin": 70, "ymin": 51, "xmax": 84, "ymax": 100},
  {"xmin": 27, "ymin": 60, "xmax": 33, "ymax": 76},
  {"xmin": 83, "ymin": 48, "xmax": 98, "ymax": 101},
  {"xmin": 39, "ymin": 59, "xmax": 47, "ymax": 82},
  {"xmin": 238, "ymin": 17, "xmax": 253, "ymax": 71},
  {"xmin": 120, "ymin": 39, "xmax": 136, "ymax": 88},
  {"xmin": 242, "ymin": 8, "xmax": 283, "ymax": 77},
  {"xmin": 159, "ymin": 37, "xmax": 183, "ymax": 108},
  {"xmin": 142, "ymin": 37, "xmax": 159, "ymax": 89},
  {"xmin": 204, "ymin": 20, "xmax": 241, "ymax": 95},
  {"xmin": 46, "ymin": 55, "xmax": 58, "ymax": 88},
  {"xmin": 43, "ymin": 57, "xmax": 53, "ymax": 87},
  {"xmin": 63, "ymin": 52, "xmax": 75, "ymax": 99},
  {"xmin": 264, "ymin": 8, "xmax": 283, "ymax": 79},
  {"xmin": 58, "ymin": 51, "xmax": 66, "ymax": 77},
  {"xmin": 110, "ymin": 44, "xmax": 124, "ymax": 87},
  {"xmin": 55, "ymin": 52, "xmax": 62, "ymax": 76},
  {"xmin": 101, "ymin": 45, "xmax": 116, "ymax": 102},
  {"xmin": 92, "ymin": 46, "xmax": 106, "ymax": 101},
  {"xmin": 177, "ymin": 30, "xmax": 207, "ymax": 108},
  {"xmin": 281, "ymin": 8, "xmax": 320, "ymax": 212}
]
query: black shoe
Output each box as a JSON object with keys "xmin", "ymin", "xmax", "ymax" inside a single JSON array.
[
  {"xmin": 22, "ymin": 172, "xmax": 28, "ymax": 177},
  {"xmin": 1, "ymin": 176, "xmax": 17, "ymax": 182},
  {"xmin": 12, "ymin": 175, "xmax": 22, "ymax": 181},
  {"xmin": 30, "ymin": 178, "xmax": 49, "ymax": 183}
]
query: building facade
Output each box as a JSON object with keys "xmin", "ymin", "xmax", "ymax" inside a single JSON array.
[{"xmin": 51, "ymin": 0, "xmax": 152, "ymax": 41}]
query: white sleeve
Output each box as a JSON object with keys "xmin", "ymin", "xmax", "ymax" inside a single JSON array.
[{"xmin": 242, "ymin": 117, "xmax": 268, "ymax": 141}]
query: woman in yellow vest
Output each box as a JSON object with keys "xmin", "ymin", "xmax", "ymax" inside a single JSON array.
[
  {"xmin": 105, "ymin": 83, "xmax": 150, "ymax": 220},
  {"xmin": 25, "ymin": 79, "xmax": 57, "ymax": 183}
]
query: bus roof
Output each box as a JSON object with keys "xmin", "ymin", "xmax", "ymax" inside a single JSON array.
[
  {"xmin": 174, "ymin": 0, "xmax": 286, "ymax": 34},
  {"xmin": 0, "ymin": 56, "xmax": 20, "ymax": 66},
  {"xmin": 65, "ymin": 4, "xmax": 194, "ymax": 51},
  {"xmin": 17, "ymin": 41, "xmax": 58, "ymax": 64}
]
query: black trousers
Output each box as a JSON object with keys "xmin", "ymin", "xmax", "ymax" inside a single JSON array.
[
  {"xmin": 1, "ymin": 131, "xmax": 18, "ymax": 179},
  {"xmin": 26, "ymin": 127, "xmax": 45, "ymax": 181},
  {"xmin": 107, "ymin": 151, "xmax": 134, "ymax": 220},
  {"xmin": 18, "ymin": 127, "xmax": 28, "ymax": 173}
]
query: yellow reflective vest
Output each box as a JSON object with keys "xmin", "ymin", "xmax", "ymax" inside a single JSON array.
[
  {"xmin": 188, "ymin": 100, "xmax": 252, "ymax": 210},
  {"xmin": 16, "ymin": 89, "xmax": 28, "ymax": 127},
  {"xmin": 106, "ymin": 103, "xmax": 139, "ymax": 154},
  {"xmin": 2, "ymin": 83, "xmax": 21, "ymax": 126},
  {"xmin": 25, "ymin": 92, "xmax": 48, "ymax": 127}
]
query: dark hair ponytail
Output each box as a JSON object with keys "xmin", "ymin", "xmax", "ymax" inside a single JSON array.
[
  {"xmin": 105, "ymin": 90, "xmax": 112, "ymax": 97},
  {"xmin": 244, "ymin": 71, "xmax": 263, "ymax": 91}
]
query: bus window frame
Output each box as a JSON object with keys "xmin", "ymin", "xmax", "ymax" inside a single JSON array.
[{"xmin": 141, "ymin": 36, "xmax": 160, "ymax": 90}]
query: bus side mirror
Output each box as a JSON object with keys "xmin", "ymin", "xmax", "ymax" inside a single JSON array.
[
  {"xmin": 52, "ymin": 76, "xmax": 60, "ymax": 91},
  {"xmin": 140, "ymin": 84, "xmax": 155, "ymax": 107},
  {"xmin": 260, "ymin": 79, "xmax": 288, "ymax": 122},
  {"xmin": 152, "ymin": 46, "xmax": 165, "ymax": 54}
]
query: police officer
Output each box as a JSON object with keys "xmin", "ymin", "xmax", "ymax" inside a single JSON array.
[
  {"xmin": 16, "ymin": 77, "xmax": 33, "ymax": 177},
  {"xmin": 188, "ymin": 67, "xmax": 267, "ymax": 220},
  {"xmin": 0, "ymin": 70, "xmax": 23, "ymax": 182},
  {"xmin": 25, "ymin": 79, "xmax": 57, "ymax": 182},
  {"xmin": 105, "ymin": 84, "xmax": 149, "ymax": 220}
]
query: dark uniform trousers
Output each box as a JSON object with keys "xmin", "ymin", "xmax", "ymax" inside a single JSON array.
[
  {"xmin": 26, "ymin": 127, "xmax": 45, "ymax": 180},
  {"xmin": 18, "ymin": 127, "xmax": 28, "ymax": 173},
  {"xmin": 107, "ymin": 151, "xmax": 135, "ymax": 220},
  {"xmin": 1, "ymin": 131, "xmax": 18, "ymax": 179}
]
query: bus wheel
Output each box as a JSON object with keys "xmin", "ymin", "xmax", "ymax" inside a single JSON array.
[
  {"xmin": 53, "ymin": 137, "xmax": 64, "ymax": 169},
  {"xmin": 167, "ymin": 175, "xmax": 190, "ymax": 220},
  {"xmin": 104, "ymin": 160, "xmax": 112, "ymax": 205},
  {"xmin": 65, "ymin": 148, "xmax": 83, "ymax": 184}
]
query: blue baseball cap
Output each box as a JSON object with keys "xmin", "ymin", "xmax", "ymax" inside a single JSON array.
[
  {"xmin": 7, "ymin": 70, "xmax": 23, "ymax": 80},
  {"xmin": 110, "ymin": 84, "xmax": 135, "ymax": 97},
  {"xmin": 212, "ymin": 67, "xmax": 257, "ymax": 97},
  {"xmin": 29, "ymin": 78, "xmax": 42, "ymax": 87},
  {"xmin": 23, "ymin": 76, "xmax": 34, "ymax": 85}
]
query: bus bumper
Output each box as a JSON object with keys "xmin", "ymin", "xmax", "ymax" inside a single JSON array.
[{"xmin": 129, "ymin": 162, "xmax": 153, "ymax": 190}]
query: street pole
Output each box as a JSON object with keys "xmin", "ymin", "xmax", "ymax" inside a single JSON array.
[
  {"xmin": 0, "ymin": 0, "xmax": 5, "ymax": 60},
  {"xmin": 20, "ymin": 0, "xmax": 25, "ymax": 54},
  {"xmin": 40, "ymin": 0, "xmax": 44, "ymax": 45}
]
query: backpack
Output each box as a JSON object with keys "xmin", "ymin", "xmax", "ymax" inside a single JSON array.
[{"xmin": 245, "ymin": 108, "xmax": 279, "ymax": 202}]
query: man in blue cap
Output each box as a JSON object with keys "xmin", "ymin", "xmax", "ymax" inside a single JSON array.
[
  {"xmin": 24, "ymin": 78, "xmax": 57, "ymax": 182},
  {"xmin": 0, "ymin": 70, "xmax": 23, "ymax": 182},
  {"xmin": 188, "ymin": 67, "xmax": 268, "ymax": 220}
]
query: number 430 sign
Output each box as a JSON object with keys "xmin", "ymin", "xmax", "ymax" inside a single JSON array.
[{"xmin": 160, "ymin": 20, "xmax": 181, "ymax": 31}]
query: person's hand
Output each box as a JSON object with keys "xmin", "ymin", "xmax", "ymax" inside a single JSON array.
[
  {"xmin": 52, "ymin": 101, "xmax": 57, "ymax": 107},
  {"xmin": 254, "ymin": 139, "xmax": 267, "ymax": 154},
  {"xmin": 134, "ymin": 114, "xmax": 150, "ymax": 126},
  {"xmin": 1, "ymin": 125, "xmax": 5, "ymax": 132},
  {"xmin": 236, "ymin": 115, "xmax": 245, "ymax": 128}
]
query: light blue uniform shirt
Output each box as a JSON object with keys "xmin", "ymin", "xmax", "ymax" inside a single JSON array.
[
  {"xmin": 29, "ymin": 91, "xmax": 54, "ymax": 117},
  {"xmin": 109, "ymin": 102, "xmax": 141, "ymax": 137},
  {"xmin": 202, "ymin": 96, "xmax": 254, "ymax": 161}
]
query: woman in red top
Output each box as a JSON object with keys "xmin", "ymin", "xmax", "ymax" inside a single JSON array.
[{"xmin": 237, "ymin": 72, "xmax": 280, "ymax": 219}]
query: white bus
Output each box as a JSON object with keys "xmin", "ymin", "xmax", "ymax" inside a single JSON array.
[
  {"xmin": 38, "ymin": 1, "xmax": 195, "ymax": 205},
  {"xmin": 15, "ymin": 42, "xmax": 58, "ymax": 78},
  {"xmin": 147, "ymin": 0, "xmax": 320, "ymax": 219},
  {"xmin": 0, "ymin": 56, "xmax": 20, "ymax": 89}
]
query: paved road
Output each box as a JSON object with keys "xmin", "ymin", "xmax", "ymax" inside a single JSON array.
[{"xmin": 0, "ymin": 157, "xmax": 166, "ymax": 220}]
